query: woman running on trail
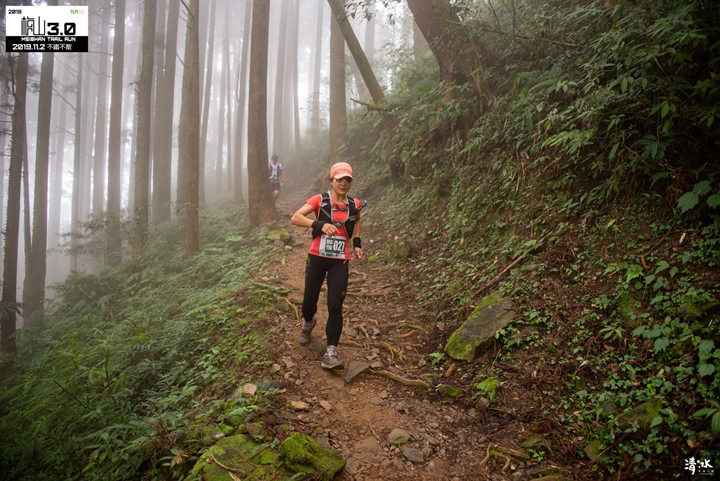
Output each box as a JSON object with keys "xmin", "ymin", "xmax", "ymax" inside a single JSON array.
[{"xmin": 291, "ymin": 162, "xmax": 364, "ymax": 370}]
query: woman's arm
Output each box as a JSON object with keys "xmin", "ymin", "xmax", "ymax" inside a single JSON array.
[
  {"xmin": 353, "ymin": 212, "xmax": 363, "ymax": 259},
  {"xmin": 291, "ymin": 203, "xmax": 339, "ymax": 235}
]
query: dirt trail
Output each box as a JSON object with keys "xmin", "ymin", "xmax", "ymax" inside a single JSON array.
[{"xmin": 255, "ymin": 199, "xmax": 544, "ymax": 481}]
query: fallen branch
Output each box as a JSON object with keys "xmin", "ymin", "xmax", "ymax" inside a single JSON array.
[
  {"xmin": 374, "ymin": 369, "xmax": 429, "ymax": 390},
  {"xmin": 640, "ymin": 222, "xmax": 675, "ymax": 269},
  {"xmin": 282, "ymin": 297, "xmax": 299, "ymax": 320},
  {"xmin": 356, "ymin": 324, "xmax": 370, "ymax": 340},
  {"xmin": 209, "ymin": 454, "xmax": 246, "ymax": 474}
]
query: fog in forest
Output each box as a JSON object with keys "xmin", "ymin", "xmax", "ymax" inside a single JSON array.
[{"xmin": 0, "ymin": 0, "xmax": 425, "ymax": 327}]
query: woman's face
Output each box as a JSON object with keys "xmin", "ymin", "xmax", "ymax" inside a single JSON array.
[{"xmin": 332, "ymin": 177, "xmax": 352, "ymax": 195}]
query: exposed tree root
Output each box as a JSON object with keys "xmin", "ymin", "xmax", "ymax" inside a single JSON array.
[{"xmin": 374, "ymin": 369, "xmax": 429, "ymax": 390}]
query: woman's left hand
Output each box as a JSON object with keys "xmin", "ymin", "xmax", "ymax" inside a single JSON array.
[{"xmin": 352, "ymin": 247, "xmax": 363, "ymax": 260}]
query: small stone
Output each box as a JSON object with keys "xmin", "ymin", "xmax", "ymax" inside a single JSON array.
[
  {"xmin": 370, "ymin": 396, "xmax": 386, "ymax": 406},
  {"xmin": 295, "ymin": 379, "xmax": 303, "ymax": 386},
  {"xmin": 320, "ymin": 400, "xmax": 332, "ymax": 411},
  {"xmin": 242, "ymin": 383, "xmax": 257, "ymax": 397},
  {"xmin": 284, "ymin": 245, "xmax": 293, "ymax": 251},
  {"xmin": 437, "ymin": 384, "xmax": 461, "ymax": 398},
  {"xmin": 476, "ymin": 397, "xmax": 490, "ymax": 412},
  {"xmin": 353, "ymin": 437, "xmax": 381, "ymax": 455},
  {"xmin": 283, "ymin": 357, "xmax": 295, "ymax": 369},
  {"xmin": 346, "ymin": 361, "xmax": 371, "ymax": 384},
  {"xmin": 421, "ymin": 446, "xmax": 433, "ymax": 459},
  {"xmin": 401, "ymin": 446, "xmax": 425, "ymax": 464},
  {"xmin": 246, "ymin": 422, "xmax": 265, "ymax": 441},
  {"xmin": 387, "ymin": 428, "xmax": 411, "ymax": 445},
  {"xmin": 291, "ymin": 400, "xmax": 310, "ymax": 411},
  {"xmin": 370, "ymin": 360, "xmax": 384, "ymax": 369},
  {"xmin": 345, "ymin": 456, "xmax": 361, "ymax": 474},
  {"xmin": 348, "ymin": 388, "xmax": 358, "ymax": 396},
  {"xmin": 379, "ymin": 390, "xmax": 389, "ymax": 399},
  {"xmin": 271, "ymin": 364, "xmax": 282, "ymax": 373},
  {"xmin": 420, "ymin": 434, "xmax": 439, "ymax": 446}
]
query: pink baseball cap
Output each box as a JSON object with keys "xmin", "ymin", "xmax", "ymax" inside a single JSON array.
[{"xmin": 330, "ymin": 162, "xmax": 353, "ymax": 180}]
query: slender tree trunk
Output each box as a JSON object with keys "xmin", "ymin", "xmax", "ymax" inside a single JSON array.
[
  {"xmin": 81, "ymin": 43, "xmax": 97, "ymax": 225},
  {"xmin": 152, "ymin": 0, "xmax": 179, "ymax": 223},
  {"xmin": 310, "ymin": 0, "xmax": 324, "ymax": 130},
  {"xmin": 149, "ymin": 0, "xmax": 167, "ymax": 223},
  {"xmin": 152, "ymin": 0, "xmax": 174, "ymax": 223},
  {"xmin": 106, "ymin": 0, "xmax": 126, "ymax": 262},
  {"xmin": 49, "ymin": 67, "xmax": 69, "ymax": 250},
  {"xmin": 329, "ymin": 9, "xmax": 346, "ymax": 163},
  {"xmin": 272, "ymin": 0, "xmax": 290, "ymax": 159},
  {"xmin": 132, "ymin": 0, "xmax": 157, "ymax": 258},
  {"xmin": 25, "ymin": 0, "xmax": 58, "ymax": 320},
  {"xmin": 198, "ymin": 0, "xmax": 216, "ymax": 208},
  {"xmin": 93, "ymin": 0, "xmax": 112, "ymax": 217},
  {"xmin": 365, "ymin": 3, "xmax": 375, "ymax": 66},
  {"xmin": 70, "ymin": 53, "xmax": 83, "ymax": 272},
  {"xmin": 216, "ymin": 3, "xmax": 230, "ymax": 198},
  {"xmin": 247, "ymin": 0, "xmax": 277, "ymax": 228},
  {"xmin": 184, "ymin": 0, "xmax": 201, "ymax": 257},
  {"xmin": 177, "ymin": 23, "xmax": 189, "ymax": 212},
  {"xmin": 292, "ymin": 0, "xmax": 302, "ymax": 176},
  {"xmin": 233, "ymin": 0, "xmax": 251, "ymax": 206},
  {"xmin": 224, "ymin": 12, "xmax": 233, "ymax": 198},
  {"xmin": 1, "ymin": 48, "xmax": 29, "ymax": 353}
]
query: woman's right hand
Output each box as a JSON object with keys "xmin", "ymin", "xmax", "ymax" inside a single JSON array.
[{"xmin": 322, "ymin": 223, "xmax": 339, "ymax": 236}]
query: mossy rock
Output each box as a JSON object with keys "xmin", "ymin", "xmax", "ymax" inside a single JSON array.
[
  {"xmin": 279, "ymin": 433, "xmax": 345, "ymax": 481},
  {"xmin": 520, "ymin": 434, "xmax": 554, "ymax": 457},
  {"xmin": 388, "ymin": 241, "xmax": 414, "ymax": 262},
  {"xmin": 266, "ymin": 230, "xmax": 293, "ymax": 244},
  {"xmin": 666, "ymin": 296, "xmax": 719, "ymax": 322},
  {"xmin": 583, "ymin": 439, "xmax": 605, "ymax": 462},
  {"xmin": 192, "ymin": 435, "xmax": 285, "ymax": 480},
  {"xmin": 185, "ymin": 421, "xmax": 218, "ymax": 447},
  {"xmin": 438, "ymin": 384, "xmax": 461, "ymax": 398},
  {"xmin": 617, "ymin": 398, "xmax": 662, "ymax": 429},
  {"xmin": 616, "ymin": 292, "xmax": 643, "ymax": 327},
  {"xmin": 444, "ymin": 293, "xmax": 515, "ymax": 362}
]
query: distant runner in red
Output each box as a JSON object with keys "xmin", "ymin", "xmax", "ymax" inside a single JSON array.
[{"xmin": 291, "ymin": 162, "xmax": 364, "ymax": 370}]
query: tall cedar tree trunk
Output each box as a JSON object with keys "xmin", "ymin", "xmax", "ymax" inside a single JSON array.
[
  {"xmin": 365, "ymin": 3, "xmax": 375, "ymax": 67},
  {"xmin": 233, "ymin": 0, "xmax": 251, "ymax": 205},
  {"xmin": 70, "ymin": 53, "xmax": 83, "ymax": 272},
  {"xmin": 106, "ymin": 0, "xmax": 126, "ymax": 262},
  {"xmin": 0, "ymin": 123, "xmax": 5, "ymax": 231},
  {"xmin": 132, "ymin": 0, "xmax": 157, "ymax": 258},
  {"xmin": 149, "ymin": 0, "xmax": 167, "ymax": 223},
  {"xmin": 329, "ymin": 12, "xmax": 346, "ymax": 164},
  {"xmin": 49, "ymin": 67, "xmax": 69, "ymax": 250},
  {"xmin": 198, "ymin": 0, "xmax": 216, "ymax": 208},
  {"xmin": 126, "ymin": 16, "xmax": 141, "ymax": 213},
  {"xmin": 215, "ymin": 5, "xmax": 229, "ymax": 196},
  {"xmin": 224, "ymin": 11, "xmax": 233, "ymax": 196},
  {"xmin": 292, "ymin": 0, "xmax": 302, "ymax": 175},
  {"xmin": 184, "ymin": 0, "xmax": 201, "ymax": 256},
  {"xmin": 1, "ymin": 47, "xmax": 29, "ymax": 353},
  {"xmin": 81, "ymin": 43, "xmax": 96, "ymax": 224},
  {"xmin": 327, "ymin": 0, "xmax": 404, "ymax": 178},
  {"xmin": 272, "ymin": 0, "xmax": 289, "ymax": 159},
  {"xmin": 25, "ymin": 0, "xmax": 58, "ymax": 320},
  {"xmin": 153, "ymin": 0, "xmax": 179, "ymax": 223},
  {"xmin": 406, "ymin": 0, "xmax": 492, "ymax": 101},
  {"xmin": 247, "ymin": 0, "xmax": 277, "ymax": 228},
  {"xmin": 310, "ymin": 0, "xmax": 324, "ymax": 130},
  {"xmin": 93, "ymin": 0, "xmax": 112, "ymax": 216}
]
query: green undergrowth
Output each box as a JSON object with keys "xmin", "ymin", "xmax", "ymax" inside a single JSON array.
[
  {"xmin": 342, "ymin": 0, "xmax": 720, "ymax": 477},
  {"xmin": 0, "ymin": 207, "xmax": 286, "ymax": 480}
]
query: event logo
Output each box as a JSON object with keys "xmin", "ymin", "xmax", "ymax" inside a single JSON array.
[{"xmin": 5, "ymin": 5, "xmax": 88, "ymax": 53}]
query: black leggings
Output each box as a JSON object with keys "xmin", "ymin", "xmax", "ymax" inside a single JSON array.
[{"xmin": 301, "ymin": 254, "xmax": 349, "ymax": 347}]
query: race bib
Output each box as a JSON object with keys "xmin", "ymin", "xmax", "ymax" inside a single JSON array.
[{"xmin": 319, "ymin": 235, "xmax": 347, "ymax": 259}]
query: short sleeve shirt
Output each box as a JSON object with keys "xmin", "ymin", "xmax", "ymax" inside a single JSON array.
[{"xmin": 306, "ymin": 194, "xmax": 362, "ymax": 260}]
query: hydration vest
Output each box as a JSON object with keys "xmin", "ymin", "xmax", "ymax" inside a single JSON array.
[{"xmin": 313, "ymin": 191, "xmax": 358, "ymax": 239}]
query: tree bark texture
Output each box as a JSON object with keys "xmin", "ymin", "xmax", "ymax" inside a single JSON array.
[
  {"xmin": 310, "ymin": 0, "xmax": 324, "ymax": 129},
  {"xmin": 233, "ymin": 0, "xmax": 252, "ymax": 206},
  {"xmin": 292, "ymin": 0, "xmax": 302, "ymax": 175},
  {"xmin": 107, "ymin": 0, "xmax": 126, "ymax": 261},
  {"xmin": 132, "ymin": 0, "xmax": 157, "ymax": 258},
  {"xmin": 1, "ymin": 48, "xmax": 29, "ymax": 353},
  {"xmin": 153, "ymin": 0, "xmax": 180, "ymax": 223},
  {"xmin": 247, "ymin": 0, "xmax": 277, "ymax": 228},
  {"xmin": 216, "ymin": 4, "xmax": 230, "ymax": 197},
  {"xmin": 406, "ymin": 0, "xmax": 492, "ymax": 101},
  {"xmin": 70, "ymin": 53, "xmax": 83, "ymax": 272},
  {"xmin": 26, "ymin": 0, "xmax": 57, "ymax": 320},
  {"xmin": 92, "ymin": 0, "xmax": 112, "ymax": 216},
  {"xmin": 272, "ymin": 0, "xmax": 290, "ymax": 160},
  {"xmin": 184, "ymin": 0, "xmax": 201, "ymax": 257},
  {"xmin": 329, "ymin": 11, "xmax": 346, "ymax": 164},
  {"xmin": 198, "ymin": 0, "xmax": 216, "ymax": 208},
  {"xmin": 49, "ymin": 67, "xmax": 69, "ymax": 250}
]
